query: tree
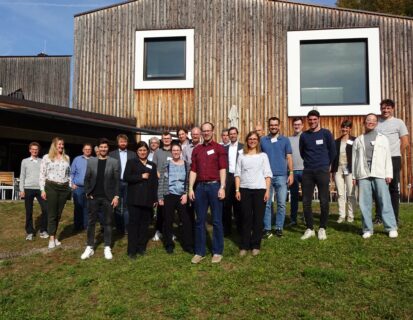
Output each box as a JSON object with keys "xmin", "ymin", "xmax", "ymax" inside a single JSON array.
[{"xmin": 336, "ymin": 0, "xmax": 413, "ymax": 17}]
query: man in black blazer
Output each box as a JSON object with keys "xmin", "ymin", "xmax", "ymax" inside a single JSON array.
[
  {"xmin": 223, "ymin": 127, "xmax": 244, "ymax": 236},
  {"xmin": 81, "ymin": 138, "xmax": 120, "ymax": 260},
  {"xmin": 109, "ymin": 134, "xmax": 137, "ymax": 235}
]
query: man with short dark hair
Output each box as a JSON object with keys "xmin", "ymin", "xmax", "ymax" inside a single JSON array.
[
  {"xmin": 71, "ymin": 143, "xmax": 93, "ymax": 231},
  {"xmin": 220, "ymin": 128, "xmax": 230, "ymax": 146},
  {"xmin": 189, "ymin": 122, "xmax": 227, "ymax": 264},
  {"xmin": 19, "ymin": 142, "xmax": 48, "ymax": 241},
  {"xmin": 299, "ymin": 110, "xmax": 336, "ymax": 240},
  {"xmin": 375, "ymin": 99, "xmax": 409, "ymax": 225},
  {"xmin": 81, "ymin": 138, "xmax": 120, "ymax": 260},
  {"xmin": 109, "ymin": 134, "xmax": 136, "ymax": 235},
  {"xmin": 261, "ymin": 117, "xmax": 294, "ymax": 238},
  {"xmin": 288, "ymin": 117, "xmax": 304, "ymax": 226},
  {"xmin": 223, "ymin": 126, "xmax": 243, "ymax": 236}
]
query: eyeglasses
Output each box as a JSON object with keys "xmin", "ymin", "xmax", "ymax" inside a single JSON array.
[{"xmin": 248, "ymin": 138, "xmax": 258, "ymax": 141}]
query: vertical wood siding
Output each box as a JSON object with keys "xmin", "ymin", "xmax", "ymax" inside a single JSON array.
[
  {"xmin": 73, "ymin": 0, "xmax": 413, "ymax": 197},
  {"xmin": 0, "ymin": 56, "xmax": 70, "ymax": 107}
]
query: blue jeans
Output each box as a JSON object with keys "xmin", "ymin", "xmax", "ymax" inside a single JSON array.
[
  {"xmin": 194, "ymin": 182, "xmax": 224, "ymax": 256},
  {"xmin": 358, "ymin": 178, "xmax": 397, "ymax": 233},
  {"xmin": 73, "ymin": 186, "xmax": 88, "ymax": 230},
  {"xmin": 289, "ymin": 170, "xmax": 303, "ymax": 223},
  {"xmin": 263, "ymin": 176, "xmax": 288, "ymax": 230},
  {"xmin": 114, "ymin": 181, "xmax": 129, "ymax": 233}
]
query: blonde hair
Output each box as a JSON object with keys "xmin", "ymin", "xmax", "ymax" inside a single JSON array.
[{"xmin": 48, "ymin": 137, "xmax": 69, "ymax": 162}]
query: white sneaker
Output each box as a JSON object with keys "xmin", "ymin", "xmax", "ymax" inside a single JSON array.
[
  {"xmin": 301, "ymin": 229, "xmax": 315, "ymax": 240},
  {"xmin": 48, "ymin": 239, "xmax": 56, "ymax": 249},
  {"xmin": 362, "ymin": 231, "xmax": 373, "ymax": 239},
  {"xmin": 347, "ymin": 217, "xmax": 354, "ymax": 223},
  {"xmin": 81, "ymin": 246, "xmax": 94, "ymax": 260},
  {"xmin": 337, "ymin": 216, "xmax": 345, "ymax": 224},
  {"xmin": 104, "ymin": 246, "xmax": 113, "ymax": 260},
  {"xmin": 54, "ymin": 239, "xmax": 61, "ymax": 247},
  {"xmin": 172, "ymin": 234, "xmax": 177, "ymax": 241},
  {"xmin": 26, "ymin": 233, "xmax": 34, "ymax": 241},
  {"xmin": 318, "ymin": 228, "xmax": 327, "ymax": 240},
  {"xmin": 389, "ymin": 230, "xmax": 398, "ymax": 238},
  {"xmin": 152, "ymin": 230, "xmax": 162, "ymax": 241},
  {"xmin": 39, "ymin": 231, "xmax": 49, "ymax": 239}
]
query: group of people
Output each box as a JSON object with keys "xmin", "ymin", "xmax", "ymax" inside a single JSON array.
[{"xmin": 19, "ymin": 98, "xmax": 408, "ymax": 263}]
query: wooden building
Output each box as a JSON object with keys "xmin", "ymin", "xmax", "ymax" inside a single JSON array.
[
  {"xmin": 0, "ymin": 55, "xmax": 71, "ymax": 107},
  {"xmin": 72, "ymin": 0, "xmax": 412, "ymax": 198}
]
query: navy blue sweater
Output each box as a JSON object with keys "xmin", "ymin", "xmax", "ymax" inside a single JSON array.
[{"xmin": 299, "ymin": 128, "xmax": 336, "ymax": 170}]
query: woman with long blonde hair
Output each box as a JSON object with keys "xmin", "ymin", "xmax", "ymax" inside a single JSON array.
[{"xmin": 39, "ymin": 137, "xmax": 72, "ymax": 249}]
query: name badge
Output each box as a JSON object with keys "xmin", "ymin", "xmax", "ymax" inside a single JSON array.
[
  {"xmin": 370, "ymin": 141, "xmax": 375, "ymax": 146},
  {"xmin": 271, "ymin": 137, "xmax": 278, "ymax": 143},
  {"xmin": 316, "ymin": 139, "xmax": 324, "ymax": 145},
  {"xmin": 146, "ymin": 164, "xmax": 153, "ymax": 169},
  {"xmin": 207, "ymin": 149, "xmax": 215, "ymax": 156},
  {"xmin": 346, "ymin": 140, "xmax": 353, "ymax": 145},
  {"xmin": 167, "ymin": 157, "xmax": 172, "ymax": 161}
]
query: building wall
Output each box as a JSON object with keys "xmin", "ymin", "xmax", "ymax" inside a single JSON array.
[
  {"xmin": 0, "ymin": 56, "xmax": 71, "ymax": 107},
  {"xmin": 73, "ymin": 0, "xmax": 413, "ymax": 197}
]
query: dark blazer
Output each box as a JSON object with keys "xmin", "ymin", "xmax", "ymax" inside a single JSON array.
[
  {"xmin": 331, "ymin": 135, "xmax": 356, "ymax": 173},
  {"xmin": 109, "ymin": 149, "xmax": 137, "ymax": 178},
  {"xmin": 224, "ymin": 142, "xmax": 244, "ymax": 173},
  {"xmin": 84, "ymin": 157, "xmax": 120, "ymax": 201},
  {"xmin": 123, "ymin": 158, "xmax": 158, "ymax": 208}
]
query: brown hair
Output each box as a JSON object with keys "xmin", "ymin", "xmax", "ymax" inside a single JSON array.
[{"xmin": 243, "ymin": 131, "xmax": 261, "ymax": 154}]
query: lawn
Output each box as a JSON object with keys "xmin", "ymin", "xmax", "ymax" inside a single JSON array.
[{"xmin": 0, "ymin": 201, "xmax": 412, "ymax": 319}]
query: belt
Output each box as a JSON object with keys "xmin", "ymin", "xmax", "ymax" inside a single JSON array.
[
  {"xmin": 46, "ymin": 180, "xmax": 69, "ymax": 186},
  {"xmin": 198, "ymin": 181, "xmax": 219, "ymax": 185}
]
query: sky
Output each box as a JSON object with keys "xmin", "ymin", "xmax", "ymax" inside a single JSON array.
[{"xmin": 0, "ymin": 0, "xmax": 336, "ymax": 56}]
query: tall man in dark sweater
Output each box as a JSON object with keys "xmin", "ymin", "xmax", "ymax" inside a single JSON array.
[
  {"xmin": 81, "ymin": 138, "xmax": 120, "ymax": 260},
  {"xmin": 299, "ymin": 110, "xmax": 336, "ymax": 240}
]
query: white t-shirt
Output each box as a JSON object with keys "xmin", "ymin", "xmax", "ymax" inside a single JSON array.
[
  {"xmin": 377, "ymin": 117, "xmax": 408, "ymax": 157},
  {"xmin": 234, "ymin": 153, "xmax": 272, "ymax": 189}
]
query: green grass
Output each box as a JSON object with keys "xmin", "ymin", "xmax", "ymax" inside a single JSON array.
[{"xmin": 0, "ymin": 201, "xmax": 412, "ymax": 319}]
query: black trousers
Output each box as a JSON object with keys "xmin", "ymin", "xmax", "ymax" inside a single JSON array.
[
  {"xmin": 128, "ymin": 205, "xmax": 152, "ymax": 255},
  {"xmin": 302, "ymin": 169, "xmax": 330, "ymax": 229},
  {"xmin": 240, "ymin": 188, "xmax": 266, "ymax": 250},
  {"xmin": 155, "ymin": 205, "xmax": 164, "ymax": 233},
  {"xmin": 24, "ymin": 189, "xmax": 48, "ymax": 234},
  {"xmin": 375, "ymin": 156, "xmax": 401, "ymax": 223},
  {"xmin": 223, "ymin": 173, "xmax": 242, "ymax": 235},
  {"xmin": 87, "ymin": 197, "xmax": 113, "ymax": 247},
  {"xmin": 163, "ymin": 194, "xmax": 194, "ymax": 251},
  {"xmin": 45, "ymin": 181, "xmax": 71, "ymax": 236}
]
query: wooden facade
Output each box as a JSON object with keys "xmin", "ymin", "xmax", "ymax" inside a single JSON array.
[
  {"xmin": 73, "ymin": 0, "xmax": 413, "ymax": 198},
  {"xmin": 0, "ymin": 55, "xmax": 71, "ymax": 107}
]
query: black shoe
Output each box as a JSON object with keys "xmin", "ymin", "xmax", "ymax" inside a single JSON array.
[
  {"xmin": 128, "ymin": 253, "xmax": 137, "ymax": 260},
  {"xmin": 287, "ymin": 221, "xmax": 297, "ymax": 227},
  {"xmin": 275, "ymin": 229, "xmax": 283, "ymax": 237},
  {"xmin": 374, "ymin": 217, "xmax": 383, "ymax": 225},
  {"xmin": 263, "ymin": 230, "xmax": 273, "ymax": 239},
  {"xmin": 166, "ymin": 247, "xmax": 174, "ymax": 254}
]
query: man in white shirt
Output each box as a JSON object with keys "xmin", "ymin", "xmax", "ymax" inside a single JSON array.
[
  {"xmin": 375, "ymin": 99, "xmax": 409, "ymax": 225},
  {"xmin": 223, "ymin": 127, "xmax": 244, "ymax": 236}
]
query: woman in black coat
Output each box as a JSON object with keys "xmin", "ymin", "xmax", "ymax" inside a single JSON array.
[{"xmin": 123, "ymin": 141, "xmax": 158, "ymax": 259}]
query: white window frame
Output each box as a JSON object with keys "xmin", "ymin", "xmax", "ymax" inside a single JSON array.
[
  {"xmin": 287, "ymin": 28, "xmax": 381, "ymax": 116},
  {"xmin": 135, "ymin": 29, "xmax": 194, "ymax": 89}
]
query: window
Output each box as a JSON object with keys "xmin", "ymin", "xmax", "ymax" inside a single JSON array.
[
  {"xmin": 287, "ymin": 28, "xmax": 381, "ymax": 116},
  {"xmin": 135, "ymin": 29, "xmax": 194, "ymax": 89}
]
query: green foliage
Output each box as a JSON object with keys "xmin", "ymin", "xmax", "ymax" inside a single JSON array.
[
  {"xmin": 0, "ymin": 202, "xmax": 412, "ymax": 319},
  {"xmin": 336, "ymin": 0, "xmax": 413, "ymax": 17}
]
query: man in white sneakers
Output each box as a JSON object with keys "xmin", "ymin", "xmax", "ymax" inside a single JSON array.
[
  {"xmin": 81, "ymin": 138, "xmax": 120, "ymax": 260},
  {"xmin": 352, "ymin": 114, "xmax": 398, "ymax": 239}
]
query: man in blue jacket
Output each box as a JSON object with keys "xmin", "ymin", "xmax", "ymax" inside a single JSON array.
[{"xmin": 299, "ymin": 110, "xmax": 336, "ymax": 240}]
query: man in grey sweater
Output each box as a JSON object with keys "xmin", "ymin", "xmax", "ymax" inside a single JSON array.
[{"xmin": 19, "ymin": 142, "xmax": 48, "ymax": 240}]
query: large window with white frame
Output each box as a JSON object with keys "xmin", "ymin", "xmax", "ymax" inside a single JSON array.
[
  {"xmin": 287, "ymin": 28, "xmax": 381, "ymax": 116},
  {"xmin": 135, "ymin": 29, "xmax": 194, "ymax": 89}
]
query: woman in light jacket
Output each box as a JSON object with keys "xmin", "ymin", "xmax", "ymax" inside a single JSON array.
[
  {"xmin": 331, "ymin": 120, "xmax": 357, "ymax": 223},
  {"xmin": 235, "ymin": 131, "xmax": 272, "ymax": 256},
  {"xmin": 39, "ymin": 137, "xmax": 72, "ymax": 249},
  {"xmin": 352, "ymin": 113, "xmax": 398, "ymax": 239}
]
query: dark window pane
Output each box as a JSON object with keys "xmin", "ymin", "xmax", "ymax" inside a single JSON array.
[
  {"xmin": 300, "ymin": 39, "xmax": 368, "ymax": 105},
  {"xmin": 144, "ymin": 37, "xmax": 186, "ymax": 80}
]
